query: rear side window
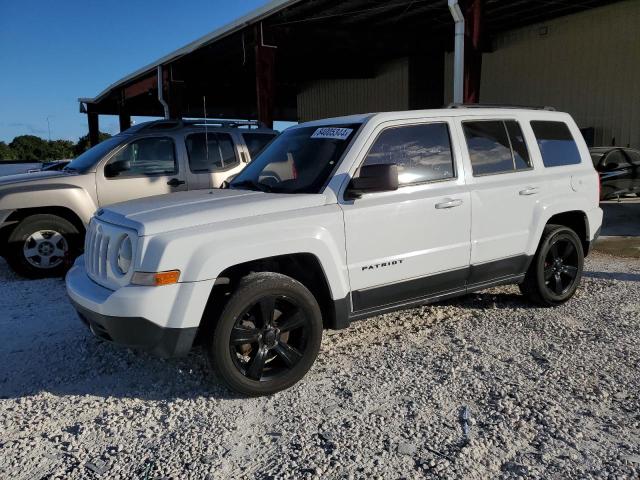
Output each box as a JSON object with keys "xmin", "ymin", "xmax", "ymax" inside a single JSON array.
[
  {"xmin": 531, "ymin": 121, "xmax": 581, "ymax": 167},
  {"xmin": 362, "ymin": 123, "xmax": 455, "ymax": 185},
  {"xmin": 185, "ymin": 133, "xmax": 238, "ymax": 172},
  {"xmin": 243, "ymin": 133, "xmax": 277, "ymax": 159},
  {"xmin": 463, "ymin": 120, "xmax": 532, "ymax": 176}
]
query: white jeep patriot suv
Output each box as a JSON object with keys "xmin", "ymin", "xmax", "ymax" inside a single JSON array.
[{"xmin": 66, "ymin": 107, "xmax": 602, "ymax": 396}]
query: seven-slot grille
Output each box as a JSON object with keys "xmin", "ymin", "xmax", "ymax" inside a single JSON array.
[
  {"xmin": 84, "ymin": 220, "xmax": 110, "ymax": 281},
  {"xmin": 83, "ymin": 219, "xmax": 136, "ymax": 290}
]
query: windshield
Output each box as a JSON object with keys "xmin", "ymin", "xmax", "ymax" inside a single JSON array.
[
  {"xmin": 230, "ymin": 124, "xmax": 361, "ymax": 194},
  {"xmin": 64, "ymin": 136, "xmax": 127, "ymax": 173}
]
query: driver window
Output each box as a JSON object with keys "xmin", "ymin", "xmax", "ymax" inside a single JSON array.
[
  {"xmin": 105, "ymin": 137, "xmax": 176, "ymax": 178},
  {"xmin": 362, "ymin": 123, "xmax": 455, "ymax": 185}
]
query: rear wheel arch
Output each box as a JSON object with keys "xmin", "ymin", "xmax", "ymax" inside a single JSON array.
[
  {"xmin": 197, "ymin": 253, "xmax": 344, "ymax": 345},
  {"xmin": 545, "ymin": 210, "xmax": 590, "ymax": 255}
]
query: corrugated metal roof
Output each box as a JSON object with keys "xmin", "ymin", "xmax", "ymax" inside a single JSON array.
[{"xmin": 79, "ymin": 0, "xmax": 302, "ymax": 104}]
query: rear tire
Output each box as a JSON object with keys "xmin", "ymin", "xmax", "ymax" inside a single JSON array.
[
  {"xmin": 519, "ymin": 224, "xmax": 584, "ymax": 306},
  {"xmin": 6, "ymin": 214, "xmax": 81, "ymax": 278},
  {"xmin": 207, "ymin": 272, "xmax": 323, "ymax": 396}
]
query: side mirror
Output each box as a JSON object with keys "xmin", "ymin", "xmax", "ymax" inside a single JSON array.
[
  {"xmin": 346, "ymin": 163, "xmax": 398, "ymax": 199},
  {"xmin": 104, "ymin": 159, "xmax": 131, "ymax": 178},
  {"xmin": 604, "ymin": 162, "xmax": 619, "ymax": 171}
]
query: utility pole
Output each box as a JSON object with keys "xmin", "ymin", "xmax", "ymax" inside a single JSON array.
[{"xmin": 46, "ymin": 116, "xmax": 53, "ymax": 141}]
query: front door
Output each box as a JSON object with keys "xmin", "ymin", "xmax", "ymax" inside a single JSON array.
[
  {"xmin": 341, "ymin": 119, "xmax": 472, "ymax": 314},
  {"xmin": 96, "ymin": 135, "xmax": 187, "ymax": 206}
]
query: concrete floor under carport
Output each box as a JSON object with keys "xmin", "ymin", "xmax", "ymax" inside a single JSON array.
[{"xmin": 594, "ymin": 199, "xmax": 640, "ymax": 258}]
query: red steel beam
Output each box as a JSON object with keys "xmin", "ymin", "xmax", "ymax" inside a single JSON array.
[{"xmin": 464, "ymin": 0, "xmax": 484, "ymax": 104}]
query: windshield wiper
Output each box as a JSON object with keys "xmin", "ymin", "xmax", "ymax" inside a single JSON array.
[{"xmin": 230, "ymin": 180, "xmax": 273, "ymax": 192}]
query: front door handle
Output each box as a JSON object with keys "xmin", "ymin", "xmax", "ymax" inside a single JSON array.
[
  {"xmin": 435, "ymin": 198, "xmax": 463, "ymax": 209},
  {"xmin": 167, "ymin": 178, "xmax": 186, "ymax": 187},
  {"xmin": 519, "ymin": 186, "xmax": 539, "ymax": 196}
]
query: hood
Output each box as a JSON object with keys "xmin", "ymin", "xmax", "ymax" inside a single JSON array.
[
  {"xmin": 0, "ymin": 170, "xmax": 69, "ymax": 186},
  {"xmin": 98, "ymin": 189, "xmax": 328, "ymax": 236}
]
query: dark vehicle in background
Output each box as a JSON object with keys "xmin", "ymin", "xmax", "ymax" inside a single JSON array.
[
  {"xmin": 27, "ymin": 161, "xmax": 70, "ymax": 173},
  {"xmin": 590, "ymin": 147, "xmax": 640, "ymax": 200}
]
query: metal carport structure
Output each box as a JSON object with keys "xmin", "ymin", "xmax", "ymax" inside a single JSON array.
[{"xmin": 79, "ymin": 0, "xmax": 621, "ymax": 146}]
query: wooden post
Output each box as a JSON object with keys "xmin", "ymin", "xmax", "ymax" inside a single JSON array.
[
  {"xmin": 464, "ymin": 0, "xmax": 484, "ymax": 104},
  {"xmin": 88, "ymin": 111, "xmax": 100, "ymax": 147},
  {"xmin": 119, "ymin": 113, "xmax": 131, "ymax": 132},
  {"xmin": 255, "ymin": 30, "xmax": 276, "ymax": 128}
]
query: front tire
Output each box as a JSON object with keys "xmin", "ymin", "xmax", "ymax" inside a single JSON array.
[
  {"xmin": 6, "ymin": 214, "xmax": 81, "ymax": 278},
  {"xmin": 519, "ymin": 224, "xmax": 584, "ymax": 306},
  {"xmin": 207, "ymin": 272, "xmax": 323, "ymax": 396}
]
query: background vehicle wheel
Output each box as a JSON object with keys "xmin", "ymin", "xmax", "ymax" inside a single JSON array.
[
  {"xmin": 519, "ymin": 224, "xmax": 584, "ymax": 306},
  {"xmin": 207, "ymin": 272, "xmax": 323, "ymax": 396},
  {"xmin": 6, "ymin": 214, "xmax": 81, "ymax": 278}
]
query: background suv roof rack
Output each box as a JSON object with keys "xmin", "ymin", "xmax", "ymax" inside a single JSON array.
[
  {"xmin": 142, "ymin": 118, "xmax": 267, "ymax": 131},
  {"xmin": 181, "ymin": 119, "xmax": 267, "ymax": 129},
  {"xmin": 446, "ymin": 103, "xmax": 556, "ymax": 111}
]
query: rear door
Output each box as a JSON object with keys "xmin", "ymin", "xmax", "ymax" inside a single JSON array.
[
  {"xmin": 458, "ymin": 117, "xmax": 539, "ymax": 280},
  {"xmin": 96, "ymin": 135, "xmax": 187, "ymax": 206},
  {"xmin": 183, "ymin": 131, "xmax": 246, "ymax": 188}
]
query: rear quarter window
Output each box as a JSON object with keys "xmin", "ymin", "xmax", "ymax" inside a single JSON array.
[{"xmin": 531, "ymin": 121, "xmax": 582, "ymax": 167}]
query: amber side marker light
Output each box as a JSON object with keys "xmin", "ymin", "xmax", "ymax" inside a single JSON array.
[{"xmin": 131, "ymin": 270, "xmax": 180, "ymax": 286}]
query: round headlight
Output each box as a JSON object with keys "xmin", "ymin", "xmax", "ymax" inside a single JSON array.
[{"xmin": 116, "ymin": 235, "xmax": 133, "ymax": 275}]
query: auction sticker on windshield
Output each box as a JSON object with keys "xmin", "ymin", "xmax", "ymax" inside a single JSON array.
[{"xmin": 311, "ymin": 127, "xmax": 353, "ymax": 140}]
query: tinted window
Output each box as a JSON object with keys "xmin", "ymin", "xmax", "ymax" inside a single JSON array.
[
  {"xmin": 531, "ymin": 121, "xmax": 581, "ymax": 167},
  {"xmin": 624, "ymin": 149, "xmax": 640, "ymax": 166},
  {"xmin": 65, "ymin": 136, "xmax": 126, "ymax": 173},
  {"xmin": 230, "ymin": 124, "xmax": 360, "ymax": 194},
  {"xmin": 603, "ymin": 150, "xmax": 629, "ymax": 170},
  {"xmin": 464, "ymin": 121, "xmax": 531, "ymax": 176},
  {"xmin": 363, "ymin": 123, "xmax": 454, "ymax": 184},
  {"xmin": 243, "ymin": 133, "xmax": 277, "ymax": 159},
  {"xmin": 186, "ymin": 133, "xmax": 238, "ymax": 172},
  {"xmin": 105, "ymin": 137, "xmax": 176, "ymax": 178}
]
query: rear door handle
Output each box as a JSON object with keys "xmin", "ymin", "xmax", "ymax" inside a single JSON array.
[
  {"xmin": 435, "ymin": 198, "xmax": 463, "ymax": 209},
  {"xmin": 519, "ymin": 186, "xmax": 539, "ymax": 196},
  {"xmin": 167, "ymin": 178, "xmax": 186, "ymax": 187}
]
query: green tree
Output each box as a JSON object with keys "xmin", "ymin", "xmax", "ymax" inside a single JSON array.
[
  {"xmin": 0, "ymin": 141, "xmax": 16, "ymax": 161},
  {"xmin": 74, "ymin": 132, "xmax": 112, "ymax": 156},
  {"xmin": 47, "ymin": 140, "xmax": 75, "ymax": 160},
  {"xmin": 9, "ymin": 135, "xmax": 50, "ymax": 161}
]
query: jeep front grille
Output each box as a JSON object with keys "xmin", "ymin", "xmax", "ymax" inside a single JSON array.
[{"xmin": 84, "ymin": 218, "xmax": 137, "ymax": 290}]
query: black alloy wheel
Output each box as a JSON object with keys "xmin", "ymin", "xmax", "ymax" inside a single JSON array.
[
  {"xmin": 230, "ymin": 294, "xmax": 310, "ymax": 381},
  {"xmin": 520, "ymin": 224, "xmax": 584, "ymax": 306},
  {"xmin": 208, "ymin": 272, "xmax": 323, "ymax": 396},
  {"xmin": 542, "ymin": 236, "xmax": 580, "ymax": 296}
]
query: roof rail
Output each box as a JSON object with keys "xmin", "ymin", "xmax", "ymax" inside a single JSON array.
[
  {"xmin": 142, "ymin": 118, "xmax": 268, "ymax": 132},
  {"xmin": 446, "ymin": 103, "xmax": 556, "ymax": 111},
  {"xmin": 182, "ymin": 119, "xmax": 267, "ymax": 129}
]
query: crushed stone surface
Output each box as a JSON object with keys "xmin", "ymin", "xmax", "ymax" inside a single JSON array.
[{"xmin": 1, "ymin": 253, "xmax": 639, "ymax": 479}]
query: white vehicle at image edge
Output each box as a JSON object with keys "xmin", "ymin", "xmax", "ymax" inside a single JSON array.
[{"xmin": 66, "ymin": 106, "xmax": 603, "ymax": 396}]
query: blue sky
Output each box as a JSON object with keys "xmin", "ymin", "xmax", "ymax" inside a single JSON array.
[{"xmin": 0, "ymin": 0, "xmax": 269, "ymax": 143}]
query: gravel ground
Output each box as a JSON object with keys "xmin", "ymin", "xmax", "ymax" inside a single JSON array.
[{"xmin": 1, "ymin": 253, "xmax": 639, "ymax": 479}]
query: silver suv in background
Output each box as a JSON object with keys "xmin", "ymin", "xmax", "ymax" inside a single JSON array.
[{"xmin": 0, "ymin": 119, "xmax": 278, "ymax": 278}]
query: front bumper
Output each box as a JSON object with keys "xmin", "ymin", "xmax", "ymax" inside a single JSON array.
[
  {"xmin": 66, "ymin": 257, "xmax": 215, "ymax": 357},
  {"xmin": 71, "ymin": 299, "xmax": 197, "ymax": 357}
]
